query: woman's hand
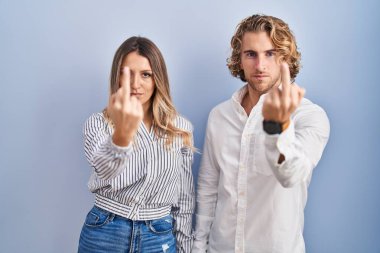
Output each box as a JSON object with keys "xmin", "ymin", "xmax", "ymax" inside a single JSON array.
[{"xmin": 107, "ymin": 67, "xmax": 143, "ymax": 146}]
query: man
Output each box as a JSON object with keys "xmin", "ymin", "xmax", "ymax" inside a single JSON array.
[{"xmin": 192, "ymin": 14, "xmax": 330, "ymax": 253}]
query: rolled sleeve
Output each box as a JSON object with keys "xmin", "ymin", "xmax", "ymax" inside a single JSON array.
[
  {"xmin": 264, "ymin": 103, "xmax": 330, "ymax": 188},
  {"xmin": 83, "ymin": 113, "xmax": 133, "ymax": 181}
]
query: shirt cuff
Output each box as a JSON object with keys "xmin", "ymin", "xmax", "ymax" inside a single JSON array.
[
  {"xmin": 264, "ymin": 120, "xmax": 296, "ymax": 165},
  {"xmin": 108, "ymin": 136, "xmax": 133, "ymax": 156},
  {"xmin": 193, "ymin": 213, "xmax": 214, "ymax": 251}
]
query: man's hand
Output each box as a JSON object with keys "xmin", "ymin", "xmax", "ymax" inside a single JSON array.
[
  {"xmin": 107, "ymin": 67, "xmax": 143, "ymax": 146},
  {"xmin": 262, "ymin": 62, "xmax": 305, "ymax": 124}
]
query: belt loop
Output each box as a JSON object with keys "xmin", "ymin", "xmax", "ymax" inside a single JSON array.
[{"xmin": 109, "ymin": 213, "xmax": 115, "ymax": 222}]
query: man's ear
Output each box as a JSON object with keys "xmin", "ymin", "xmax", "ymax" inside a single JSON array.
[{"xmin": 277, "ymin": 56, "xmax": 284, "ymax": 66}]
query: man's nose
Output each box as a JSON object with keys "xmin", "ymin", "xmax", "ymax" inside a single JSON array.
[{"xmin": 255, "ymin": 56, "xmax": 266, "ymax": 71}]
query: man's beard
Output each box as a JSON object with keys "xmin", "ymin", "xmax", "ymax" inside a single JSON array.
[{"xmin": 247, "ymin": 75, "xmax": 280, "ymax": 95}]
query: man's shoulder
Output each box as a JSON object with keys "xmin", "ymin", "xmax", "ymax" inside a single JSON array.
[
  {"xmin": 208, "ymin": 99, "xmax": 233, "ymax": 119},
  {"xmin": 294, "ymin": 97, "xmax": 330, "ymax": 132},
  {"xmin": 298, "ymin": 97, "xmax": 327, "ymax": 115}
]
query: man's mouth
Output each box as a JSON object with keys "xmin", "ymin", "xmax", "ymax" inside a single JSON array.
[{"xmin": 253, "ymin": 75, "xmax": 269, "ymax": 79}]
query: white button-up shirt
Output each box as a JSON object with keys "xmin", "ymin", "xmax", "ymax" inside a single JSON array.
[{"xmin": 193, "ymin": 85, "xmax": 330, "ymax": 253}]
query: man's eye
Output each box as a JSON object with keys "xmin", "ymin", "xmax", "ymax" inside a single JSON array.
[
  {"xmin": 246, "ymin": 52, "xmax": 256, "ymax": 57},
  {"xmin": 266, "ymin": 51, "xmax": 275, "ymax": 57}
]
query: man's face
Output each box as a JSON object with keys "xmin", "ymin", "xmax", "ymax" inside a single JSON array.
[{"xmin": 240, "ymin": 31, "xmax": 282, "ymax": 95}]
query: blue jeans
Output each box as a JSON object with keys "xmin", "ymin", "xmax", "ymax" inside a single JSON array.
[{"xmin": 78, "ymin": 205, "xmax": 176, "ymax": 253}]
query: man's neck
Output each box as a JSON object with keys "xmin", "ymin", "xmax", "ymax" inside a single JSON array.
[{"xmin": 241, "ymin": 86, "xmax": 261, "ymax": 116}]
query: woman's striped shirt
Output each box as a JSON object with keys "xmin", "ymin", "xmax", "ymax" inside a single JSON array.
[{"xmin": 83, "ymin": 112, "xmax": 195, "ymax": 252}]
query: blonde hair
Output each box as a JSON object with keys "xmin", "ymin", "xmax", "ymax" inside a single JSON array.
[
  {"xmin": 105, "ymin": 36, "xmax": 193, "ymax": 148},
  {"xmin": 227, "ymin": 14, "xmax": 301, "ymax": 82}
]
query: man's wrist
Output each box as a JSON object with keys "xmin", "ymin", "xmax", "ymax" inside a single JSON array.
[
  {"xmin": 263, "ymin": 119, "xmax": 290, "ymax": 135},
  {"xmin": 281, "ymin": 120, "xmax": 290, "ymax": 131}
]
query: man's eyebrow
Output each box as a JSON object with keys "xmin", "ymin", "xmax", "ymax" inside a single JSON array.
[{"xmin": 242, "ymin": 49, "xmax": 277, "ymax": 54}]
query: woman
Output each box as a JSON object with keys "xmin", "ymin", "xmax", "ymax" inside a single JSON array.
[{"xmin": 78, "ymin": 36, "xmax": 195, "ymax": 253}]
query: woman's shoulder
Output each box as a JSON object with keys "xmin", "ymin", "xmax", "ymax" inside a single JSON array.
[
  {"xmin": 83, "ymin": 111, "xmax": 109, "ymax": 133},
  {"xmin": 173, "ymin": 114, "xmax": 193, "ymax": 132},
  {"xmin": 84, "ymin": 111, "xmax": 106, "ymax": 124}
]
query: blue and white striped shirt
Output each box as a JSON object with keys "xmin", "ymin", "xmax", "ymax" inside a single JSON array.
[{"xmin": 83, "ymin": 112, "xmax": 195, "ymax": 252}]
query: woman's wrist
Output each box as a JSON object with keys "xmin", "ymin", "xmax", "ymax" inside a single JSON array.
[{"xmin": 112, "ymin": 129, "xmax": 134, "ymax": 147}]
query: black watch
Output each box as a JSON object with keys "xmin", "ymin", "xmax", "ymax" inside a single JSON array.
[{"xmin": 263, "ymin": 120, "xmax": 283, "ymax": 135}]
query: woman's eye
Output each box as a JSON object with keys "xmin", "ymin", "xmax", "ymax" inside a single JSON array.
[{"xmin": 142, "ymin": 72, "xmax": 152, "ymax": 78}]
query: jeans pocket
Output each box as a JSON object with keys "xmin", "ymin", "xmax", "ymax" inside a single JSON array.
[
  {"xmin": 147, "ymin": 215, "xmax": 173, "ymax": 234},
  {"xmin": 84, "ymin": 206, "xmax": 114, "ymax": 228}
]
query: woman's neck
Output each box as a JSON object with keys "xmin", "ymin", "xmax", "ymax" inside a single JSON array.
[{"xmin": 143, "ymin": 108, "xmax": 153, "ymax": 131}]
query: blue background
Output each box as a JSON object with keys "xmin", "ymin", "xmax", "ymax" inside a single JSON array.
[{"xmin": 1, "ymin": 0, "xmax": 379, "ymax": 252}]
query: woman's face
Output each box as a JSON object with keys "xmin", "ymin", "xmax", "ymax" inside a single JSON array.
[{"xmin": 120, "ymin": 51, "xmax": 155, "ymax": 112}]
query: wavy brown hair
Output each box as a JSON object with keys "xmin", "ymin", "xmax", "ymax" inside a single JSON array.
[
  {"xmin": 227, "ymin": 14, "xmax": 301, "ymax": 82},
  {"xmin": 105, "ymin": 36, "xmax": 193, "ymax": 148}
]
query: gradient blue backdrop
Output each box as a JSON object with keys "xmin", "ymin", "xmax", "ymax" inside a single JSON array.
[{"xmin": 1, "ymin": 0, "xmax": 379, "ymax": 252}]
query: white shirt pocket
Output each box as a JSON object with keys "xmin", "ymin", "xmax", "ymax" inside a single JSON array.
[{"xmin": 249, "ymin": 133, "xmax": 273, "ymax": 176}]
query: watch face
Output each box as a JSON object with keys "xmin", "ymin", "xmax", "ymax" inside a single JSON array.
[{"xmin": 263, "ymin": 121, "xmax": 282, "ymax": 134}]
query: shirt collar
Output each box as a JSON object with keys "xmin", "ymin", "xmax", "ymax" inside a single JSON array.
[
  {"xmin": 231, "ymin": 84, "xmax": 268, "ymax": 113},
  {"xmin": 232, "ymin": 85, "xmax": 248, "ymax": 105}
]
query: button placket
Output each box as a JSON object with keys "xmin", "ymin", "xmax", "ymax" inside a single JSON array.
[{"xmin": 235, "ymin": 125, "xmax": 249, "ymax": 252}]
